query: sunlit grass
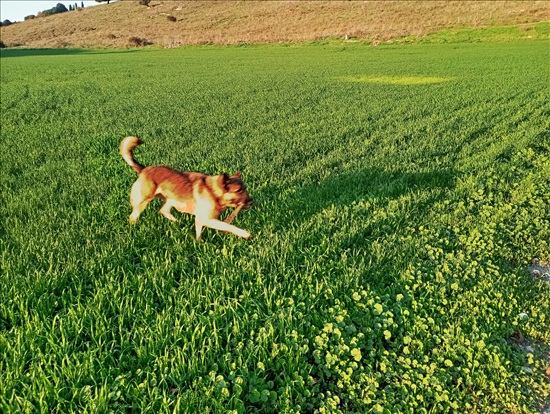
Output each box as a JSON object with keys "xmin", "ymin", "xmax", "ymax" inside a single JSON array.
[
  {"xmin": 340, "ymin": 75, "xmax": 454, "ymax": 85},
  {"xmin": 1, "ymin": 40, "xmax": 549, "ymax": 413}
]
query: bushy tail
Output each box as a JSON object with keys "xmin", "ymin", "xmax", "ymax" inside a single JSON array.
[{"xmin": 120, "ymin": 136, "xmax": 145, "ymax": 174}]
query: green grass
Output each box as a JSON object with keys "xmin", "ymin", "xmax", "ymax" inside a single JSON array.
[
  {"xmin": 1, "ymin": 39, "xmax": 549, "ymax": 413},
  {"xmin": 390, "ymin": 21, "xmax": 550, "ymax": 44}
]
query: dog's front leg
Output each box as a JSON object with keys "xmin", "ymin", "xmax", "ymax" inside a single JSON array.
[
  {"xmin": 159, "ymin": 200, "xmax": 178, "ymax": 222},
  {"xmin": 195, "ymin": 222, "xmax": 204, "ymax": 240},
  {"xmin": 195, "ymin": 218, "xmax": 252, "ymax": 239}
]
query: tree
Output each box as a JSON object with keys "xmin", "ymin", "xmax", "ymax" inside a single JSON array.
[
  {"xmin": 82, "ymin": 2, "xmax": 85, "ymax": 8},
  {"xmin": 54, "ymin": 3, "xmax": 68, "ymax": 13},
  {"xmin": 1, "ymin": 19, "xmax": 13, "ymax": 26},
  {"xmin": 95, "ymin": 0, "xmax": 111, "ymax": 4},
  {"xmin": 38, "ymin": 3, "xmax": 68, "ymax": 17}
]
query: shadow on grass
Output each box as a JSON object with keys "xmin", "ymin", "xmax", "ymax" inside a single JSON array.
[
  {"xmin": 271, "ymin": 167, "xmax": 455, "ymax": 226},
  {"xmin": 255, "ymin": 167, "xmax": 456, "ymax": 290},
  {"xmin": 0, "ymin": 48, "xmax": 139, "ymax": 58}
]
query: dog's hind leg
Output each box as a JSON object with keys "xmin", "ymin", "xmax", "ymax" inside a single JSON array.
[
  {"xmin": 129, "ymin": 198, "xmax": 152, "ymax": 224},
  {"xmin": 129, "ymin": 176, "xmax": 154, "ymax": 224}
]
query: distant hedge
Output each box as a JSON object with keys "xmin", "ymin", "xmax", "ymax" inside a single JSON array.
[{"xmin": 37, "ymin": 3, "xmax": 68, "ymax": 17}]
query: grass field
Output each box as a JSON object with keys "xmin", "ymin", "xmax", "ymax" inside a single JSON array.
[{"xmin": 1, "ymin": 38, "xmax": 550, "ymax": 413}]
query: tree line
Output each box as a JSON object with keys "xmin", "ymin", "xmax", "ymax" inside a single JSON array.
[{"xmin": 0, "ymin": 2, "xmax": 86, "ymax": 26}]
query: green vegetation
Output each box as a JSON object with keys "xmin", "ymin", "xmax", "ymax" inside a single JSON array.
[
  {"xmin": 392, "ymin": 21, "xmax": 550, "ymax": 44},
  {"xmin": 37, "ymin": 3, "xmax": 69, "ymax": 17},
  {"xmin": 1, "ymin": 39, "xmax": 549, "ymax": 413}
]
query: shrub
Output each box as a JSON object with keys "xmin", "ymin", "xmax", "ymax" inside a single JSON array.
[
  {"xmin": 37, "ymin": 3, "xmax": 68, "ymax": 17},
  {"xmin": 128, "ymin": 36, "xmax": 152, "ymax": 47},
  {"xmin": 1, "ymin": 19, "xmax": 13, "ymax": 26},
  {"xmin": 139, "ymin": 0, "xmax": 151, "ymax": 6},
  {"xmin": 167, "ymin": 15, "xmax": 177, "ymax": 22},
  {"xmin": 0, "ymin": 40, "xmax": 6, "ymax": 48},
  {"xmin": 54, "ymin": 3, "xmax": 68, "ymax": 13},
  {"xmin": 24, "ymin": 15, "xmax": 36, "ymax": 20}
]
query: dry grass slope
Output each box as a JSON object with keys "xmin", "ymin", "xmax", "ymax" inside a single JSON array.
[{"xmin": 1, "ymin": 0, "xmax": 549, "ymax": 48}]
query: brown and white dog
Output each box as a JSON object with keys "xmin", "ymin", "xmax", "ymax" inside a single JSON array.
[{"xmin": 120, "ymin": 136, "xmax": 253, "ymax": 239}]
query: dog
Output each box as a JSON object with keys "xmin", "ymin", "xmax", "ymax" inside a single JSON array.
[{"xmin": 120, "ymin": 136, "xmax": 253, "ymax": 240}]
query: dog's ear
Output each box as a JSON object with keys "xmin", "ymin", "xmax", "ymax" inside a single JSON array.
[
  {"xmin": 218, "ymin": 173, "xmax": 230, "ymax": 189},
  {"xmin": 232, "ymin": 171, "xmax": 242, "ymax": 178}
]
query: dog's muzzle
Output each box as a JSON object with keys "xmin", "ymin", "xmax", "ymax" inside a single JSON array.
[{"xmin": 241, "ymin": 198, "xmax": 254, "ymax": 209}]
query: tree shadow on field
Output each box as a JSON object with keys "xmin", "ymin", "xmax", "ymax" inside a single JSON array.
[
  {"xmin": 260, "ymin": 167, "xmax": 456, "ymax": 288},
  {"xmin": 274, "ymin": 167, "xmax": 456, "ymax": 226},
  {"xmin": 0, "ymin": 48, "xmax": 139, "ymax": 58}
]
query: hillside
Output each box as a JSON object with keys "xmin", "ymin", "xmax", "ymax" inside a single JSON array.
[{"xmin": 1, "ymin": 0, "xmax": 549, "ymax": 48}]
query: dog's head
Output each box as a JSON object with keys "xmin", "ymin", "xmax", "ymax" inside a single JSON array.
[{"xmin": 219, "ymin": 171, "xmax": 253, "ymax": 209}]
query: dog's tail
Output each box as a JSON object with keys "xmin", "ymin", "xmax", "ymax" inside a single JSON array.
[{"xmin": 120, "ymin": 136, "xmax": 145, "ymax": 174}]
